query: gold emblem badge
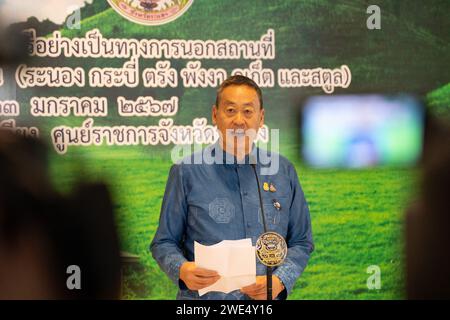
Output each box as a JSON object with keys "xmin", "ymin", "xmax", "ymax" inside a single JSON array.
[
  {"xmin": 263, "ymin": 182, "xmax": 269, "ymax": 192},
  {"xmin": 255, "ymin": 232, "xmax": 287, "ymax": 267}
]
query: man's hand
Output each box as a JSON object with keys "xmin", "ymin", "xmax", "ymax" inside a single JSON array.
[
  {"xmin": 240, "ymin": 275, "xmax": 285, "ymax": 300},
  {"xmin": 179, "ymin": 262, "xmax": 221, "ymax": 291}
]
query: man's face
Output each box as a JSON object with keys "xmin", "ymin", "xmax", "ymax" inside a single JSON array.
[{"xmin": 212, "ymin": 84, "xmax": 264, "ymax": 154}]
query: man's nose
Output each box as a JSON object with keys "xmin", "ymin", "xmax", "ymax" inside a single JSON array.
[{"xmin": 233, "ymin": 111, "xmax": 245, "ymax": 126}]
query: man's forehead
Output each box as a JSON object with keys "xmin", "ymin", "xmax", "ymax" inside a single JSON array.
[{"xmin": 220, "ymin": 85, "xmax": 259, "ymax": 104}]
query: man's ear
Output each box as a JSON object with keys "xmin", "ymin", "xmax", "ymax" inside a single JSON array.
[
  {"xmin": 212, "ymin": 105, "xmax": 217, "ymax": 125},
  {"xmin": 259, "ymin": 108, "xmax": 265, "ymax": 128}
]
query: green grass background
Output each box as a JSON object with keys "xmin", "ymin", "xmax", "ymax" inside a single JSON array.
[{"xmin": 5, "ymin": 0, "xmax": 450, "ymax": 299}]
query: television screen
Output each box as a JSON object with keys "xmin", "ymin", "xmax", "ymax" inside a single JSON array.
[{"xmin": 301, "ymin": 95, "xmax": 424, "ymax": 168}]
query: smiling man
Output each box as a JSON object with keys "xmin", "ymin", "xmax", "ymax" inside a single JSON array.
[
  {"xmin": 212, "ymin": 78, "xmax": 264, "ymax": 161},
  {"xmin": 150, "ymin": 75, "xmax": 314, "ymax": 300}
]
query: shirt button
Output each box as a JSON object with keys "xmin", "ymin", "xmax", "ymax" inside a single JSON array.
[{"xmin": 243, "ymin": 192, "xmax": 248, "ymax": 196}]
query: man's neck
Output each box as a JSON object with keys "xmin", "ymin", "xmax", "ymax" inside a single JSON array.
[{"xmin": 219, "ymin": 138, "xmax": 254, "ymax": 161}]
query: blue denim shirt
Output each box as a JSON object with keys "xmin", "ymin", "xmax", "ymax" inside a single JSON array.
[{"xmin": 150, "ymin": 142, "xmax": 314, "ymax": 300}]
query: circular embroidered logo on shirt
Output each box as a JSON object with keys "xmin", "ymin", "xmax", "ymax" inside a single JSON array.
[
  {"xmin": 256, "ymin": 232, "xmax": 287, "ymax": 267},
  {"xmin": 208, "ymin": 198, "xmax": 235, "ymax": 224},
  {"xmin": 107, "ymin": 0, "xmax": 194, "ymax": 26}
]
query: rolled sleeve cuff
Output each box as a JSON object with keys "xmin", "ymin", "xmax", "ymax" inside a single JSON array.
[
  {"xmin": 274, "ymin": 264, "xmax": 302, "ymax": 297},
  {"xmin": 160, "ymin": 253, "xmax": 188, "ymax": 289}
]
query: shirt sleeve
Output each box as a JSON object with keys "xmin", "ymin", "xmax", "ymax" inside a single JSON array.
[
  {"xmin": 150, "ymin": 164, "xmax": 188, "ymax": 288},
  {"xmin": 273, "ymin": 163, "xmax": 314, "ymax": 298}
]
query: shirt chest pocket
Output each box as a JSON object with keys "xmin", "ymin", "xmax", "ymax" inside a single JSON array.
[{"xmin": 257, "ymin": 196, "xmax": 289, "ymax": 228}]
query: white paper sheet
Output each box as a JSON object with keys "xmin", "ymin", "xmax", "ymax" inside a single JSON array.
[{"xmin": 194, "ymin": 238, "xmax": 256, "ymax": 296}]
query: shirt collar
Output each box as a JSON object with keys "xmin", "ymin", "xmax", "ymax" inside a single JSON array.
[{"xmin": 212, "ymin": 139, "xmax": 259, "ymax": 166}]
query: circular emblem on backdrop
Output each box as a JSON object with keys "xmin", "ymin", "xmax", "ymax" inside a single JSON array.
[
  {"xmin": 107, "ymin": 0, "xmax": 194, "ymax": 26},
  {"xmin": 256, "ymin": 232, "xmax": 287, "ymax": 267}
]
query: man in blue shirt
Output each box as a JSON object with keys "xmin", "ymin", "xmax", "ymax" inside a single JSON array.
[{"xmin": 150, "ymin": 75, "xmax": 314, "ymax": 300}]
